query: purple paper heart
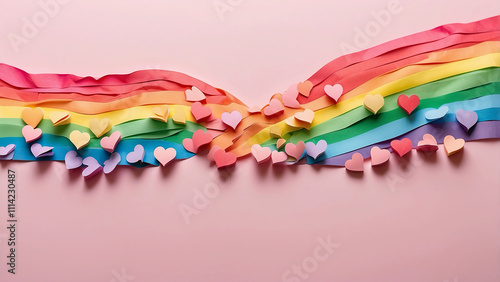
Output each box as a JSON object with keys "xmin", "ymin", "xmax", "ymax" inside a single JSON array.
[
  {"xmin": 425, "ymin": 105, "xmax": 449, "ymax": 121},
  {"xmin": 455, "ymin": 109, "xmax": 478, "ymax": 132},
  {"xmin": 103, "ymin": 152, "xmax": 121, "ymax": 174},
  {"xmin": 82, "ymin": 157, "xmax": 102, "ymax": 179},
  {"xmin": 0, "ymin": 144, "xmax": 15, "ymax": 156},
  {"xmin": 65, "ymin": 150, "xmax": 83, "ymax": 170},
  {"xmin": 30, "ymin": 143, "xmax": 54, "ymax": 158},
  {"xmin": 0, "ymin": 151, "xmax": 15, "ymax": 160},
  {"xmin": 126, "ymin": 144, "xmax": 145, "ymax": 163},
  {"xmin": 305, "ymin": 140, "xmax": 327, "ymax": 159}
]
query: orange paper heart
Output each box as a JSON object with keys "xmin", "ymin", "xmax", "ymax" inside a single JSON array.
[
  {"xmin": 22, "ymin": 107, "xmax": 44, "ymax": 128},
  {"xmin": 443, "ymin": 135, "xmax": 465, "ymax": 156}
]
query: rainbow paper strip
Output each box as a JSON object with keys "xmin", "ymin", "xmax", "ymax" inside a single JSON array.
[{"xmin": 0, "ymin": 15, "xmax": 499, "ymax": 173}]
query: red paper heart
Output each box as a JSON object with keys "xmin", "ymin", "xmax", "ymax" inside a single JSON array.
[
  {"xmin": 390, "ymin": 138, "xmax": 413, "ymax": 157},
  {"xmin": 190, "ymin": 102, "xmax": 212, "ymax": 121},
  {"xmin": 183, "ymin": 130, "xmax": 212, "ymax": 153},
  {"xmin": 214, "ymin": 149, "xmax": 237, "ymax": 169},
  {"xmin": 397, "ymin": 94, "xmax": 420, "ymax": 115},
  {"xmin": 345, "ymin": 153, "xmax": 364, "ymax": 172}
]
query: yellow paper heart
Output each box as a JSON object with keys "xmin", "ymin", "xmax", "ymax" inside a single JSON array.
[
  {"xmin": 89, "ymin": 118, "xmax": 112, "ymax": 138},
  {"xmin": 21, "ymin": 107, "xmax": 44, "ymax": 128},
  {"xmin": 172, "ymin": 110, "xmax": 186, "ymax": 125},
  {"xmin": 69, "ymin": 130, "xmax": 90, "ymax": 150},
  {"xmin": 150, "ymin": 105, "xmax": 169, "ymax": 122},
  {"xmin": 285, "ymin": 116, "xmax": 312, "ymax": 130},
  {"xmin": 363, "ymin": 94, "xmax": 385, "ymax": 114},
  {"xmin": 269, "ymin": 125, "xmax": 282, "ymax": 138},
  {"xmin": 49, "ymin": 111, "xmax": 70, "ymax": 126}
]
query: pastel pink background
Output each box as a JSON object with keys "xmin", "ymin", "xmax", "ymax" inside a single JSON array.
[{"xmin": 1, "ymin": 1, "xmax": 500, "ymax": 281}]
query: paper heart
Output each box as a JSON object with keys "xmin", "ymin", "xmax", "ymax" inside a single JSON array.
[
  {"xmin": 207, "ymin": 145, "xmax": 221, "ymax": 162},
  {"xmin": 297, "ymin": 81, "xmax": 313, "ymax": 97},
  {"xmin": 30, "ymin": 143, "xmax": 54, "ymax": 158},
  {"xmin": 390, "ymin": 138, "xmax": 413, "ymax": 157},
  {"xmin": 251, "ymin": 144, "xmax": 272, "ymax": 163},
  {"xmin": 294, "ymin": 109, "xmax": 314, "ymax": 124},
  {"xmin": 324, "ymin": 84, "xmax": 343, "ymax": 102},
  {"xmin": 185, "ymin": 86, "xmax": 206, "ymax": 102},
  {"xmin": 89, "ymin": 118, "xmax": 112, "ymax": 138},
  {"xmin": 190, "ymin": 101, "xmax": 212, "ymax": 121},
  {"xmin": 443, "ymin": 135, "xmax": 465, "ymax": 156},
  {"xmin": 172, "ymin": 109, "xmax": 186, "ymax": 124},
  {"xmin": 100, "ymin": 131, "xmax": 121, "ymax": 153},
  {"xmin": 425, "ymin": 106, "xmax": 449, "ymax": 121},
  {"xmin": 154, "ymin": 147, "xmax": 176, "ymax": 166},
  {"xmin": 271, "ymin": 150, "xmax": 288, "ymax": 164},
  {"xmin": 305, "ymin": 140, "xmax": 327, "ymax": 159},
  {"xmin": 69, "ymin": 130, "xmax": 91, "ymax": 150},
  {"xmin": 455, "ymin": 109, "xmax": 478, "ymax": 132},
  {"xmin": 269, "ymin": 126, "xmax": 282, "ymax": 138},
  {"xmin": 363, "ymin": 94, "xmax": 384, "ymax": 114},
  {"xmin": 284, "ymin": 116, "xmax": 312, "ymax": 130},
  {"xmin": 370, "ymin": 146, "xmax": 390, "ymax": 166},
  {"xmin": 82, "ymin": 156, "xmax": 103, "ymax": 179},
  {"xmin": 151, "ymin": 105, "xmax": 169, "ymax": 122},
  {"xmin": 183, "ymin": 129, "xmax": 212, "ymax": 153},
  {"xmin": 0, "ymin": 144, "xmax": 15, "ymax": 156},
  {"xmin": 247, "ymin": 106, "xmax": 261, "ymax": 114},
  {"xmin": 0, "ymin": 150, "xmax": 14, "ymax": 160},
  {"xmin": 345, "ymin": 153, "xmax": 364, "ymax": 172},
  {"xmin": 276, "ymin": 138, "xmax": 286, "ymax": 149},
  {"xmin": 282, "ymin": 84, "xmax": 300, "ymax": 108},
  {"xmin": 103, "ymin": 152, "xmax": 121, "ymax": 174},
  {"xmin": 263, "ymin": 99, "xmax": 284, "ymax": 117},
  {"xmin": 64, "ymin": 150, "xmax": 83, "ymax": 170},
  {"xmin": 397, "ymin": 94, "xmax": 420, "ymax": 115},
  {"xmin": 49, "ymin": 111, "xmax": 70, "ymax": 126},
  {"xmin": 285, "ymin": 141, "xmax": 305, "ymax": 161},
  {"xmin": 221, "ymin": 111, "xmax": 242, "ymax": 130},
  {"xmin": 416, "ymin": 134, "xmax": 439, "ymax": 152},
  {"xmin": 214, "ymin": 149, "xmax": 237, "ymax": 169},
  {"xmin": 22, "ymin": 107, "xmax": 44, "ymax": 128},
  {"xmin": 126, "ymin": 144, "xmax": 145, "ymax": 163},
  {"xmin": 22, "ymin": 125, "xmax": 42, "ymax": 142}
]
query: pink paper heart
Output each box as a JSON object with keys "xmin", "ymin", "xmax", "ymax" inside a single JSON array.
[
  {"xmin": 22, "ymin": 125, "xmax": 42, "ymax": 142},
  {"xmin": 103, "ymin": 152, "xmax": 121, "ymax": 174},
  {"xmin": 185, "ymin": 86, "xmax": 206, "ymax": 102},
  {"xmin": 416, "ymin": 134, "xmax": 439, "ymax": 152},
  {"xmin": 100, "ymin": 131, "xmax": 121, "ymax": 153},
  {"xmin": 154, "ymin": 147, "xmax": 176, "ymax": 166},
  {"xmin": 82, "ymin": 156, "xmax": 102, "ymax": 179},
  {"xmin": 247, "ymin": 106, "xmax": 261, "ymax": 114},
  {"xmin": 282, "ymin": 84, "xmax": 300, "ymax": 108},
  {"xmin": 207, "ymin": 145, "xmax": 221, "ymax": 162},
  {"xmin": 189, "ymin": 130, "xmax": 213, "ymax": 153},
  {"xmin": 126, "ymin": 144, "xmax": 145, "ymax": 163},
  {"xmin": 285, "ymin": 141, "xmax": 305, "ymax": 160},
  {"xmin": 263, "ymin": 99, "xmax": 284, "ymax": 117},
  {"xmin": 370, "ymin": 146, "xmax": 390, "ymax": 166},
  {"xmin": 251, "ymin": 144, "xmax": 272, "ymax": 163},
  {"xmin": 221, "ymin": 111, "xmax": 242, "ymax": 130},
  {"xmin": 30, "ymin": 143, "xmax": 54, "ymax": 158},
  {"xmin": 345, "ymin": 153, "xmax": 364, "ymax": 172},
  {"xmin": 64, "ymin": 150, "xmax": 83, "ymax": 170},
  {"xmin": 271, "ymin": 150, "xmax": 287, "ymax": 164},
  {"xmin": 324, "ymin": 84, "xmax": 343, "ymax": 102}
]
